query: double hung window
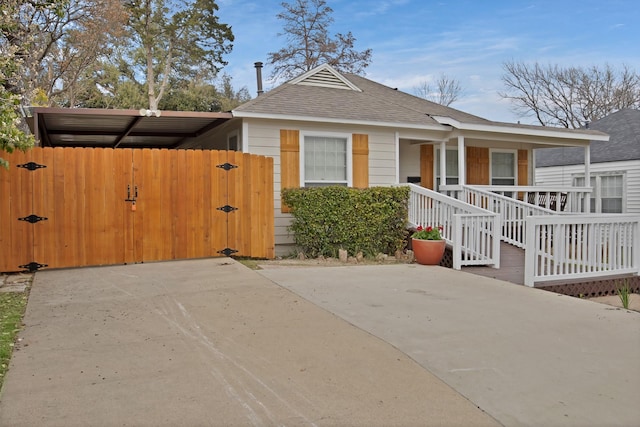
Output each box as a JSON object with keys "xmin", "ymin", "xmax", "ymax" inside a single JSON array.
[
  {"xmin": 302, "ymin": 134, "xmax": 350, "ymax": 187},
  {"xmin": 490, "ymin": 151, "xmax": 516, "ymax": 186},
  {"xmin": 573, "ymin": 173, "xmax": 625, "ymax": 213}
]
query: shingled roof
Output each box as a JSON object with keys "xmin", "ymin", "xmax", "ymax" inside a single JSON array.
[
  {"xmin": 536, "ymin": 109, "xmax": 640, "ymax": 167},
  {"xmin": 234, "ymin": 64, "xmax": 608, "ymax": 142},
  {"xmin": 235, "ymin": 64, "xmax": 487, "ymax": 127}
]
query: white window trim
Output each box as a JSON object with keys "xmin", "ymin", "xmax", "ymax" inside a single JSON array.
[
  {"xmin": 489, "ymin": 149, "xmax": 518, "ymax": 185},
  {"xmin": 434, "ymin": 148, "xmax": 459, "ymax": 186},
  {"xmin": 299, "ymin": 131, "xmax": 353, "ymax": 187},
  {"xmin": 572, "ymin": 170, "xmax": 627, "ymax": 213}
]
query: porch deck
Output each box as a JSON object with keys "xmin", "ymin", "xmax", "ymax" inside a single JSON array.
[{"xmin": 462, "ymin": 242, "xmax": 525, "ymax": 285}]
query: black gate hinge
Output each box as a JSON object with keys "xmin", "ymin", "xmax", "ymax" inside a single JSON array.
[
  {"xmin": 216, "ymin": 162, "xmax": 237, "ymax": 171},
  {"xmin": 19, "ymin": 262, "xmax": 48, "ymax": 272},
  {"xmin": 217, "ymin": 248, "xmax": 238, "ymax": 257},
  {"xmin": 17, "ymin": 162, "xmax": 46, "ymax": 171},
  {"xmin": 18, "ymin": 214, "xmax": 48, "ymax": 224},
  {"xmin": 217, "ymin": 205, "xmax": 237, "ymax": 213}
]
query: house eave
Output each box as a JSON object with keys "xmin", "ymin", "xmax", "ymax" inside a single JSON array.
[
  {"xmin": 232, "ymin": 111, "xmax": 452, "ymax": 131},
  {"xmin": 430, "ymin": 116, "xmax": 610, "ymax": 142}
]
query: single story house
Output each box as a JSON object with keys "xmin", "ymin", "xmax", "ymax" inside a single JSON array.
[
  {"xmin": 186, "ymin": 64, "xmax": 608, "ymax": 254},
  {"xmin": 535, "ymin": 108, "xmax": 640, "ymax": 213}
]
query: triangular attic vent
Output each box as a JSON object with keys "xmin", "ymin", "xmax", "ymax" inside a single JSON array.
[{"xmin": 289, "ymin": 64, "xmax": 361, "ymax": 92}]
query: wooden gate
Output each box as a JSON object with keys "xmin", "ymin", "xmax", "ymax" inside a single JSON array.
[{"xmin": 0, "ymin": 147, "xmax": 274, "ymax": 272}]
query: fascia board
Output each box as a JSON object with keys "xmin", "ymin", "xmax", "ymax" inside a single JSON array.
[
  {"xmin": 430, "ymin": 115, "xmax": 609, "ymax": 141},
  {"xmin": 231, "ymin": 111, "xmax": 451, "ymax": 131}
]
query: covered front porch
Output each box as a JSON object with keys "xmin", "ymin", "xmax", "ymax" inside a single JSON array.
[{"xmin": 397, "ymin": 116, "xmax": 639, "ymax": 288}]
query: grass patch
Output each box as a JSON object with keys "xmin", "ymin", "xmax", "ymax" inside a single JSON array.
[
  {"xmin": 0, "ymin": 291, "xmax": 29, "ymax": 391},
  {"xmin": 617, "ymin": 279, "xmax": 631, "ymax": 309},
  {"xmin": 237, "ymin": 259, "xmax": 263, "ymax": 270}
]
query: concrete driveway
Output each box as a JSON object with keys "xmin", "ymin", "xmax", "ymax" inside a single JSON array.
[
  {"xmin": 0, "ymin": 258, "xmax": 498, "ymax": 427},
  {"xmin": 257, "ymin": 263, "xmax": 640, "ymax": 427}
]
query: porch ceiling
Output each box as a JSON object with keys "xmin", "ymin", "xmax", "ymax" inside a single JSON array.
[{"xmin": 26, "ymin": 107, "xmax": 233, "ymax": 149}]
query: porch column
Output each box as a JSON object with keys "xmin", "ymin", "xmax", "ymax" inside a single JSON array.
[
  {"xmin": 457, "ymin": 135, "xmax": 465, "ymax": 185},
  {"xmin": 584, "ymin": 145, "xmax": 591, "ymax": 211},
  {"xmin": 439, "ymin": 140, "xmax": 446, "ymax": 190},
  {"xmin": 531, "ymin": 148, "xmax": 537, "ymax": 184}
]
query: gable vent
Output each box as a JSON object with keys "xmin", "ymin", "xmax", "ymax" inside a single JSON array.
[{"xmin": 291, "ymin": 65, "xmax": 361, "ymax": 92}]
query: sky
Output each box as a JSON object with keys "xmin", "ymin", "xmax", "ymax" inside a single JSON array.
[{"xmin": 216, "ymin": 0, "xmax": 640, "ymax": 124}]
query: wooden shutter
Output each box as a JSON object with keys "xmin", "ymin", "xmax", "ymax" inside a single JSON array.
[
  {"xmin": 280, "ymin": 129, "xmax": 300, "ymax": 213},
  {"xmin": 420, "ymin": 145, "xmax": 434, "ymax": 189},
  {"xmin": 352, "ymin": 134, "xmax": 369, "ymax": 188},
  {"xmin": 466, "ymin": 146, "xmax": 489, "ymax": 185},
  {"xmin": 518, "ymin": 149, "xmax": 528, "ymax": 185}
]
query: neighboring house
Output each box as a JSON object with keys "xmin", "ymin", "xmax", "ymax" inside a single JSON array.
[
  {"xmin": 205, "ymin": 64, "xmax": 607, "ymax": 254},
  {"xmin": 535, "ymin": 109, "xmax": 640, "ymax": 213}
]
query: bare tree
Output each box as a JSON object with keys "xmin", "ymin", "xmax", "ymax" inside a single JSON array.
[
  {"xmin": 46, "ymin": 0, "xmax": 128, "ymax": 107},
  {"xmin": 268, "ymin": 0, "xmax": 372, "ymax": 81},
  {"xmin": 414, "ymin": 74, "xmax": 462, "ymax": 106},
  {"xmin": 501, "ymin": 61, "xmax": 640, "ymax": 128}
]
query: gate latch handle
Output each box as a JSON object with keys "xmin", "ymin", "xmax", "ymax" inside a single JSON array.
[{"xmin": 125, "ymin": 184, "xmax": 138, "ymax": 202}]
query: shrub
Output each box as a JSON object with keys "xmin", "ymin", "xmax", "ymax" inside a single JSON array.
[{"xmin": 281, "ymin": 186, "xmax": 410, "ymax": 258}]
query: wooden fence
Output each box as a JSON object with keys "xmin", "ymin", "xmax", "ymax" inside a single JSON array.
[{"xmin": 0, "ymin": 147, "xmax": 274, "ymax": 272}]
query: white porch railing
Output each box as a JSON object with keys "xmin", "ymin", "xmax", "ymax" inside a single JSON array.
[
  {"xmin": 524, "ymin": 214, "xmax": 640, "ymax": 286},
  {"xmin": 461, "ymin": 185, "xmax": 593, "ymax": 213},
  {"xmin": 447, "ymin": 185, "xmax": 561, "ymax": 248},
  {"xmin": 413, "ymin": 183, "xmax": 640, "ymax": 286},
  {"xmin": 407, "ymin": 184, "xmax": 500, "ymax": 269}
]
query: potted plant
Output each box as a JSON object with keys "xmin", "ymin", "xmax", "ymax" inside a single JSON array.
[{"xmin": 411, "ymin": 225, "xmax": 445, "ymax": 265}]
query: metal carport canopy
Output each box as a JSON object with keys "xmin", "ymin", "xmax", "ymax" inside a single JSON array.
[{"xmin": 26, "ymin": 107, "xmax": 233, "ymax": 149}]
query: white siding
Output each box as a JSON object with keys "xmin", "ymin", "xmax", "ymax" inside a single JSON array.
[
  {"xmin": 245, "ymin": 118, "xmax": 400, "ymax": 252},
  {"xmin": 178, "ymin": 119, "xmax": 243, "ymax": 150},
  {"xmin": 399, "ymin": 140, "xmax": 421, "ymax": 183},
  {"xmin": 535, "ymin": 160, "xmax": 640, "ymax": 213}
]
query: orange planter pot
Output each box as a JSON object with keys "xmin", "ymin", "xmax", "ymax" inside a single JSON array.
[{"xmin": 412, "ymin": 238, "xmax": 446, "ymax": 265}]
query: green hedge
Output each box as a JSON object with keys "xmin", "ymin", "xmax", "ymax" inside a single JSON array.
[{"xmin": 281, "ymin": 186, "xmax": 410, "ymax": 258}]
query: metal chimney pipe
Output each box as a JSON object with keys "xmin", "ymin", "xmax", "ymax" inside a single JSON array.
[{"xmin": 254, "ymin": 62, "xmax": 264, "ymax": 96}]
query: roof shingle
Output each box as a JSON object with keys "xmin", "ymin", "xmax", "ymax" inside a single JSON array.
[{"xmin": 536, "ymin": 109, "xmax": 640, "ymax": 166}]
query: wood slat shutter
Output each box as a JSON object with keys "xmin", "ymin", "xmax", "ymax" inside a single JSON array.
[
  {"xmin": 466, "ymin": 146, "xmax": 489, "ymax": 185},
  {"xmin": 518, "ymin": 149, "xmax": 528, "ymax": 185},
  {"xmin": 420, "ymin": 145, "xmax": 434, "ymax": 189},
  {"xmin": 352, "ymin": 134, "xmax": 369, "ymax": 188},
  {"xmin": 280, "ymin": 129, "xmax": 300, "ymax": 213}
]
